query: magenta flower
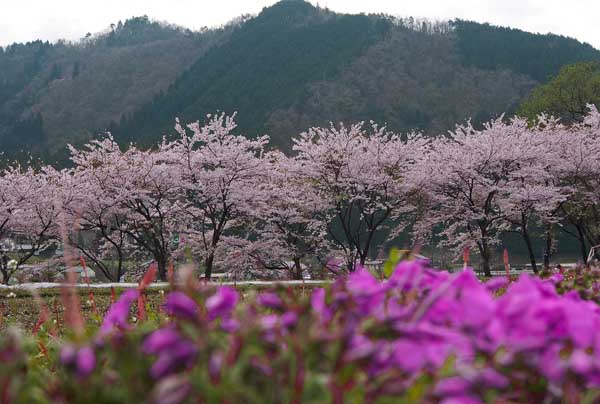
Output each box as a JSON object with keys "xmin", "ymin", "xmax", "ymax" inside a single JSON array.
[
  {"xmin": 344, "ymin": 334, "xmax": 377, "ymax": 362},
  {"xmin": 76, "ymin": 347, "xmax": 96, "ymax": 377},
  {"xmin": 434, "ymin": 377, "xmax": 471, "ymax": 396},
  {"xmin": 310, "ymin": 288, "xmax": 332, "ymax": 323},
  {"xmin": 392, "ymin": 340, "xmax": 424, "ymax": 372},
  {"xmin": 440, "ymin": 396, "xmax": 482, "ymax": 404},
  {"xmin": 150, "ymin": 341, "xmax": 198, "ymax": 379},
  {"xmin": 99, "ymin": 289, "xmax": 139, "ymax": 337},
  {"xmin": 60, "ymin": 344, "xmax": 77, "ymax": 366},
  {"xmin": 143, "ymin": 328, "xmax": 198, "ymax": 379},
  {"xmin": 388, "ymin": 259, "xmax": 427, "ymax": 291},
  {"xmin": 142, "ymin": 327, "xmax": 181, "ymax": 354},
  {"xmin": 206, "ymin": 286, "xmax": 238, "ymax": 321},
  {"xmin": 281, "ymin": 311, "xmax": 298, "ymax": 329},
  {"xmin": 484, "ymin": 277, "xmax": 508, "ymax": 292},
  {"xmin": 257, "ymin": 292, "xmax": 283, "ymax": 309},
  {"xmin": 347, "ymin": 267, "xmax": 381, "ymax": 297},
  {"xmin": 208, "ymin": 351, "xmax": 224, "ymax": 384},
  {"xmin": 164, "ymin": 291, "xmax": 199, "ymax": 321},
  {"xmin": 60, "ymin": 345, "xmax": 96, "ymax": 378},
  {"xmin": 570, "ymin": 349, "xmax": 594, "ymax": 375},
  {"xmin": 220, "ymin": 318, "xmax": 240, "ymax": 333},
  {"xmin": 547, "ymin": 273, "xmax": 564, "ymax": 284},
  {"xmin": 260, "ymin": 314, "xmax": 279, "ymax": 331}
]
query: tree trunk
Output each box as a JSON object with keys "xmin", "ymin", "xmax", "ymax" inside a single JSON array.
[
  {"xmin": 575, "ymin": 224, "xmax": 588, "ymax": 264},
  {"xmin": 204, "ymin": 253, "xmax": 214, "ymax": 281},
  {"xmin": 479, "ymin": 241, "xmax": 492, "ymax": 277},
  {"xmin": 522, "ymin": 226, "xmax": 538, "ymax": 274},
  {"xmin": 543, "ymin": 224, "xmax": 554, "ymax": 270},
  {"xmin": 346, "ymin": 252, "xmax": 359, "ymax": 273},
  {"xmin": 156, "ymin": 254, "xmax": 167, "ymax": 282},
  {"xmin": 359, "ymin": 252, "xmax": 367, "ymax": 267},
  {"xmin": 293, "ymin": 257, "xmax": 303, "ymax": 280},
  {"xmin": 117, "ymin": 250, "xmax": 124, "ymax": 282}
]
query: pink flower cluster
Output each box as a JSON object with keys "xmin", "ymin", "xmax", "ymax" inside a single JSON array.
[
  {"xmin": 318, "ymin": 261, "xmax": 600, "ymax": 401},
  {"xmin": 57, "ymin": 260, "xmax": 600, "ymax": 402}
]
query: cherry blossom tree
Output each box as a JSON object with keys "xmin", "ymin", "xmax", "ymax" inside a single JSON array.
[
  {"xmin": 498, "ymin": 117, "xmax": 570, "ymax": 273},
  {"xmin": 0, "ymin": 167, "xmax": 27, "ymax": 284},
  {"xmin": 170, "ymin": 113, "xmax": 269, "ymax": 280},
  {"xmin": 220, "ymin": 152, "xmax": 329, "ymax": 279},
  {"xmin": 414, "ymin": 117, "xmax": 536, "ymax": 276},
  {"xmin": 65, "ymin": 137, "xmax": 136, "ymax": 282},
  {"xmin": 292, "ymin": 122, "xmax": 425, "ymax": 272},
  {"xmin": 1, "ymin": 166, "xmax": 66, "ymax": 284},
  {"xmin": 68, "ymin": 137, "xmax": 180, "ymax": 281},
  {"xmin": 2, "ymin": 108, "xmax": 600, "ymax": 284},
  {"xmin": 116, "ymin": 145, "xmax": 180, "ymax": 281},
  {"xmin": 550, "ymin": 106, "xmax": 600, "ymax": 262}
]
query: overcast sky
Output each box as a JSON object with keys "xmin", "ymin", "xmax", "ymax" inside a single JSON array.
[{"xmin": 1, "ymin": 0, "xmax": 599, "ymax": 48}]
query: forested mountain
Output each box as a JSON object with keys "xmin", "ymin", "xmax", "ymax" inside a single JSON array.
[
  {"xmin": 1, "ymin": 0, "xmax": 599, "ymax": 163},
  {"xmin": 0, "ymin": 16, "xmax": 235, "ymax": 163}
]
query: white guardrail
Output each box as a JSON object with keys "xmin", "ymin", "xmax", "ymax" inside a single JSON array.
[{"xmin": 0, "ymin": 280, "xmax": 331, "ymax": 291}]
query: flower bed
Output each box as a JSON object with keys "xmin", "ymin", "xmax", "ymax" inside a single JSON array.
[{"xmin": 2, "ymin": 261, "xmax": 600, "ymax": 403}]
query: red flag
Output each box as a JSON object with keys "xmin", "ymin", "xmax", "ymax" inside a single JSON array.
[
  {"xmin": 79, "ymin": 256, "xmax": 97, "ymax": 316},
  {"xmin": 463, "ymin": 246, "xmax": 470, "ymax": 271},
  {"xmin": 137, "ymin": 262, "xmax": 158, "ymax": 322},
  {"xmin": 503, "ymin": 249, "xmax": 510, "ymax": 281},
  {"xmin": 139, "ymin": 262, "xmax": 157, "ymax": 291}
]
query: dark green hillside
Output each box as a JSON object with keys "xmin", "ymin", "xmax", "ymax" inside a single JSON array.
[
  {"xmin": 113, "ymin": 1, "xmax": 392, "ymax": 146},
  {"xmin": 0, "ymin": 17, "xmax": 232, "ymax": 164},
  {"xmin": 452, "ymin": 20, "xmax": 600, "ymax": 82},
  {"xmin": 1, "ymin": 0, "xmax": 600, "ymax": 162}
]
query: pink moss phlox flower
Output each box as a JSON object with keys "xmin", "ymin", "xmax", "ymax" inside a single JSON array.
[
  {"xmin": 440, "ymin": 396, "xmax": 482, "ymax": 404},
  {"xmin": 346, "ymin": 267, "xmax": 385, "ymax": 314},
  {"xmin": 99, "ymin": 289, "xmax": 139, "ymax": 337},
  {"xmin": 343, "ymin": 334, "xmax": 378, "ymax": 362},
  {"xmin": 347, "ymin": 266, "xmax": 381, "ymax": 297},
  {"xmin": 392, "ymin": 339, "xmax": 428, "ymax": 372},
  {"xmin": 569, "ymin": 349, "xmax": 594, "ymax": 375},
  {"xmin": 164, "ymin": 291, "xmax": 199, "ymax": 321},
  {"xmin": 60, "ymin": 344, "xmax": 76, "ymax": 366},
  {"xmin": 484, "ymin": 277, "xmax": 508, "ymax": 292},
  {"xmin": 150, "ymin": 341, "xmax": 198, "ymax": 379},
  {"xmin": 206, "ymin": 286, "xmax": 238, "ymax": 321},
  {"xmin": 220, "ymin": 318, "xmax": 240, "ymax": 333},
  {"xmin": 539, "ymin": 344, "xmax": 565, "ymax": 382},
  {"xmin": 423, "ymin": 271, "xmax": 495, "ymax": 331},
  {"xmin": 387, "ymin": 259, "xmax": 427, "ymax": 291},
  {"xmin": 208, "ymin": 351, "xmax": 224, "ymax": 384},
  {"xmin": 310, "ymin": 288, "xmax": 332, "ymax": 323},
  {"xmin": 434, "ymin": 377, "xmax": 471, "ymax": 396},
  {"xmin": 257, "ymin": 292, "xmax": 283, "ymax": 310},
  {"xmin": 76, "ymin": 346, "xmax": 96, "ymax": 377},
  {"xmin": 143, "ymin": 327, "xmax": 198, "ymax": 379},
  {"xmin": 260, "ymin": 314, "xmax": 279, "ymax": 331},
  {"xmin": 60, "ymin": 345, "xmax": 96, "ymax": 378},
  {"xmin": 281, "ymin": 311, "xmax": 298, "ymax": 329},
  {"xmin": 142, "ymin": 327, "xmax": 181, "ymax": 354},
  {"xmin": 477, "ymin": 368, "xmax": 509, "ymax": 389},
  {"xmin": 547, "ymin": 273, "xmax": 564, "ymax": 284}
]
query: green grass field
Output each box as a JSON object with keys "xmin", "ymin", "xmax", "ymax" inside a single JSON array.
[{"xmin": 0, "ymin": 283, "xmax": 323, "ymax": 332}]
